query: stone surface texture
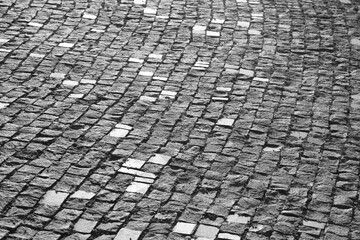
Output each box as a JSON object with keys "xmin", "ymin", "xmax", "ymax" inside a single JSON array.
[{"xmin": 0, "ymin": 0, "xmax": 360, "ymax": 239}]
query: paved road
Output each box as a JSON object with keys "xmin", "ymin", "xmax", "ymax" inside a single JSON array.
[{"xmin": 1, "ymin": 0, "xmax": 360, "ymax": 239}]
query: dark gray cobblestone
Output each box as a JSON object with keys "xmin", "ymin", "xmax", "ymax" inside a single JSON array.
[{"xmin": 0, "ymin": 0, "xmax": 360, "ymax": 239}]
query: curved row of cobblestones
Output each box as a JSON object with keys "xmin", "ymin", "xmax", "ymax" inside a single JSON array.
[{"xmin": 1, "ymin": 0, "xmax": 360, "ymax": 239}]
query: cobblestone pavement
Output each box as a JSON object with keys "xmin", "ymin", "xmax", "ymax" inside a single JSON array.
[{"xmin": 1, "ymin": 0, "xmax": 360, "ymax": 239}]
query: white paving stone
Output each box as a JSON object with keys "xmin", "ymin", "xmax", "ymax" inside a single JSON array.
[
  {"xmin": 83, "ymin": 13, "xmax": 97, "ymax": 19},
  {"xmin": 218, "ymin": 233, "xmax": 241, "ymax": 240},
  {"xmin": 207, "ymin": 31, "xmax": 220, "ymax": 37},
  {"xmin": 351, "ymin": 38, "xmax": 360, "ymax": 46},
  {"xmin": 216, "ymin": 87, "xmax": 232, "ymax": 92},
  {"xmin": 0, "ymin": 48, "xmax": 11, "ymax": 52},
  {"xmin": 0, "ymin": 39, "xmax": 9, "ymax": 43},
  {"xmin": 193, "ymin": 25, "xmax": 206, "ymax": 34},
  {"xmin": 148, "ymin": 154, "xmax": 171, "ymax": 165},
  {"xmin": 248, "ymin": 29, "xmax": 261, "ymax": 35},
  {"xmin": 115, "ymin": 123, "xmax": 132, "ymax": 130},
  {"xmin": 239, "ymin": 69, "xmax": 254, "ymax": 77},
  {"xmin": 91, "ymin": 29, "xmax": 105, "ymax": 32},
  {"xmin": 59, "ymin": 42, "xmax": 75, "ymax": 48},
  {"xmin": 153, "ymin": 76, "xmax": 168, "ymax": 81},
  {"xmin": 28, "ymin": 22, "xmax": 43, "ymax": 27},
  {"xmin": 110, "ymin": 129, "xmax": 129, "ymax": 138},
  {"xmin": 129, "ymin": 58, "xmax": 144, "ymax": 63},
  {"xmin": 139, "ymin": 96, "xmax": 157, "ymax": 102},
  {"xmin": 161, "ymin": 90, "xmax": 177, "ymax": 96},
  {"xmin": 69, "ymin": 94, "xmax": 84, "ymax": 98},
  {"xmin": 30, "ymin": 53, "xmax": 45, "ymax": 58},
  {"xmin": 70, "ymin": 190, "xmax": 95, "ymax": 199},
  {"xmin": 123, "ymin": 158, "xmax": 145, "ymax": 169},
  {"xmin": 212, "ymin": 97, "xmax": 229, "ymax": 101},
  {"xmin": 134, "ymin": 0, "xmax": 146, "ymax": 4},
  {"xmin": 0, "ymin": 103, "xmax": 9, "ymax": 109},
  {"xmin": 253, "ymin": 77, "xmax": 269, "ymax": 82},
  {"xmin": 126, "ymin": 182, "xmax": 150, "ymax": 194},
  {"xmin": 63, "ymin": 80, "xmax": 79, "ymax": 86},
  {"xmin": 41, "ymin": 190, "xmax": 68, "ymax": 206},
  {"xmin": 80, "ymin": 79, "xmax": 97, "ymax": 84},
  {"xmin": 211, "ymin": 18, "xmax": 225, "ymax": 24},
  {"xmin": 139, "ymin": 71, "xmax": 154, "ymax": 77},
  {"xmin": 144, "ymin": 8, "xmax": 157, "ymax": 15},
  {"xmin": 149, "ymin": 53, "xmax": 162, "ymax": 59},
  {"xmin": 217, "ymin": 118, "xmax": 235, "ymax": 126},
  {"xmin": 115, "ymin": 228, "xmax": 142, "ymax": 240},
  {"xmin": 173, "ymin": 222, "xmax": 197, "ymax": 235},
  {"xmin": 238, "ymin": 21, "xmax": 250, "ymax": 28},
  {"xmin": 50, "ymin": 73, "xmax": 66, "ymax": 79}
]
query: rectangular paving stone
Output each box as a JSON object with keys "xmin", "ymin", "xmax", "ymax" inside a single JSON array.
[
  {"xmin": 129, "ymin": 58, "xmax": 144, "ymax": 63},
  {"xmin": 238, "ymin": 21, "xmax": 250, "ymax": 28},
  {"xmin": 59, "ymin": 43, "xmax": 75, "ymax": 48},
  {"xmin": 351, "ymin": 38, "xmax": 360, "ymax": 46},
  {"xmin": 70, "ymin": 190, "xmax": 95, "ymax": 199},
  {"xmin": 216, "ymin": 87, "xmax": 232, "ymax": 92},
  {"xmin": 227, "ymin": 214, "xmax": 251, "ymax": 224},
  {"xmin": 63, "ymin": 80, "xmax": 79, "ymax": 86},
  {"xmin": 68, "ymin": 94, "xmax": 84, "ymax": 98},
  {"xmin": 91, "ymin": 29, "xmax": 105, "ymax": 32},
  {"xmin": 212, "ymin": 97, "xmax": 229, "ymax": 101},
  {"xmin": 115, "ymin": 228, "xmax": 142, "ymax": 240},
  {"xmin": 0, "ymin": 48, "xmax": 11, "ymax": 52},
  {"xmin": 149, "ymin": 53, "xmax": 162, "ymax": 59},
  {"xmin": 139, "ymin": 96, "xmax": 157, "ymax": 102},
  {"xmin": 207, "ymin": 31, "xmax": 220, "ymax": 37},
  {"xmin": 211, "ymin": 18, "xmax": 225, "ymax": 24},
  {"xmin": 0, "ymin": 39, "xmax": 9, "ymax": 43},
  {"xmin": 239, "ymin": 69, "xmax": 254, "ymax": 77},
  {"xmin": 123, "ymin": 158, "xmax": 145, "ymax": 169},
  {"xmin": 144, "ymin": 8, "xmax": 157, "ymax": 15},
  {"xmin": 110, "ymin": 129, "xmax": 129, "ymax": 138},
  {"xmin": 153, "ymin": 76, "xmax": 168, "ymax": 81},
  {"xmin": 148, "ymin": 154, "xmax": 171, "ymax": 165},
  {"xmin": 253, "ymin": 77, "xmax": 269, "ymax": 82},
  {"xmin": 74, "ymin": 219, "xmax": 97, "ymax": 233},
  {"xmin": 303, "ymin": 220, "xmax": 325, "ymax": 229},
  {"xmin": 115, "ymin": 124, "xmax": 132, "ymax": 130},
  {"xmin": 193, "ymin": 25, "xmax": 206, "ymax": 34},
  {"xmin": 28, "ymin": 22, "xmax": 43, "ymax": 27},
  {"xmin": 195, "ymin": 61, "xmax": 210, "ymax": 67},
  {"xmin": 80, "ymin": 79, "xmax": 97, "ymax": 84},
  {"xmin": 41, "ymin": 190, "xmax": 68, "ymax": 206},
  {"xmin": 50, "ymin": 73, "xmax": 66, "ymax": 79},
  {"xmin": 139, "ymin": 71, "xmax": 154, "ymax": 77},
  {"xmin": 83, "ymin": 13, "xmax": 96, "ymax": 19},
  {"xmin": 126, "ymin": 182, "xmax": 150, "ymax": 194},
  {"xmin": 30, "ymin": 53, "xmax": 45, "ymax": 58},
  {"xmin": 248, "ymin": 29, "xmax": 261, "ymax": 35},
  {"xmin": 217, "ymin": 118, "xmax": 235, "ymax": 127},
  {"xmin": 173, "ymin": 222, "xmax": 197, "ymax": 235},
  {"xmin": 134, "ymin": 0, "xmax": 146, "ymax": 4},
  {"xmin": 195, "ymin": 224, "xmax": 219, "ymax": 239},
  {"xmin": 218, "ymin": 233, "xmax": 241, "ymax": 240}
]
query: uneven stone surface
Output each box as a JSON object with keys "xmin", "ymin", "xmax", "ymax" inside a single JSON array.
[{"xmin": 0, "ymin": 0, "xmax": 360, "ymax": 239}]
